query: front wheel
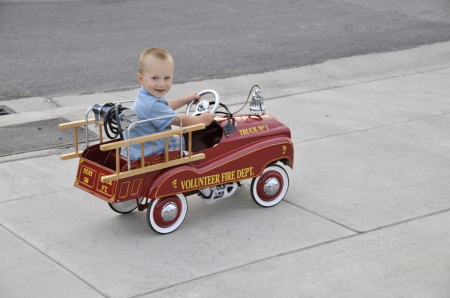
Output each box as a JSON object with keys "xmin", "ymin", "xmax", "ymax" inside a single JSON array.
[
  {"xmin": 147, "ymin": 194, "xmax": 188, "ymax": 234},
  {"xmin": 251, "ymin": 164, "xmax": 289, "ymax": 207},
  {"xmin": 109, "ymin": 197, "xmax": 144, "ymax": 214}
]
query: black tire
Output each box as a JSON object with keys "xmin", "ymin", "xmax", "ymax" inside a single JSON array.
[{"xmin": 109, "ymin": 197, "xmax": 144, "ymax": 214}]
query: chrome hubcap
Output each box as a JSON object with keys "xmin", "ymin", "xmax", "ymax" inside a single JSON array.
[
  {"xmin": 264, "ymin": 177, "xmax": 280, "ymax": 196},
  {"xmin": 161, "ymin": 202, "xmax": 178, "ymax": 222}
]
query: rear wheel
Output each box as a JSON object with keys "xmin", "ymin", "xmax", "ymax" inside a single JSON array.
[
  {"xmin": 147, "ymin": 194, "xmax": 188, "ymax": 234},
  {"xmin": 109, "ymin": 197, "xmax": 144, "ymax": 214},
  {"xmin": 251, "ymin": 164, "xmax": 289, "ymax": 207}
]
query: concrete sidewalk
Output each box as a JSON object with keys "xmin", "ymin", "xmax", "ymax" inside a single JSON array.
[{"xmin": 1, "ymin": 42, "xmax": 450, "ymax": 297}]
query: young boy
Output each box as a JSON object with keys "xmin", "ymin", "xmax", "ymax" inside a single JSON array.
[{"xmin": 127, "ymin": 47, "xmax": 216, "ymax": 160}]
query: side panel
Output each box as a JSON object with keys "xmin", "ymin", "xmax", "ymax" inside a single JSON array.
[
  {"xmin": 74, "ymin": 157, "xmax": 155, "ymax": 204},
  {"xmin": 74, "ymin": 158, "xmax": 118, "ymax": 202},
  {"xmin": 147, "ymin": 137, "xmax": 294, "ymax": 199},
  {"xmin": 110, "ymin": 174, "xmax": 149, "ymax": 203}
]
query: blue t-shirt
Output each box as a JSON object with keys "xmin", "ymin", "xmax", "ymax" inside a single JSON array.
[{"xmin": 126, "ymin": 87, "xmax": 176, "ymax": 160}]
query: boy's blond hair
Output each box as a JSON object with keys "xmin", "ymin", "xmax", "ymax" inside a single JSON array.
[{"xmin": 138, "ymin": 47, "xmax": 173, "ymax": 74}]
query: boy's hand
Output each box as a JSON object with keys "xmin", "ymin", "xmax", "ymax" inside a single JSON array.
[
  {"xmin": 199, "ymin": 111, "xmax": 216, "ymax": 126},
  {"xmin": 168, "ymin": 92, "xmax": 201, "ymax": 110},
  {"xmin": 184, "ymin": 92, "xmax": 200, "ymax": 105}
]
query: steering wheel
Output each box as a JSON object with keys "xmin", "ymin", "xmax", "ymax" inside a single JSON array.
[{"xmin": 185, "ymin": 89, "xmax": 220, "ymax": 116}]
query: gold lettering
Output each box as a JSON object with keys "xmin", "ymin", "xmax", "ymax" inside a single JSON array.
[
  {"xmin": 236, "ymin": 167, "xmax": 255, "ymax": 179},
  {"xmin": 83, "ymin": 177, "xmax": 89, "ymax": 184},
  {"xmin": 180, "ymin": 173, "xmax": 244, "ymax": 191},
  {"xmin": 101, "ymin": 185, "xmax": 109, "ymax": 193},
  {"xmin": 221, "ymin": 172, "xmax": 227, "ymax": 182},
  {"xmin": 239, "ymin": 125, "xmax": 270, "ymax": 136},
  {"xmin": 220, "ymin": 171, "xmax": 237, "ymax": 182},
  {"xmin": 83, "ymin": 168, "xmax": 93, "ymax": 177}
]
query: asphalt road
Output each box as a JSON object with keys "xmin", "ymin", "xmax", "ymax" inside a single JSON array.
[{"xmin": 1, "ymin": 0, "xmax": 450, "ymax": 100}]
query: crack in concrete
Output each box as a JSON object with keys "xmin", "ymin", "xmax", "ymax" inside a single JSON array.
[
  {"xmin": 263, "ymin": 65, "xmax": 450, "ymax": 102},
  {"xmin": 0, "ymin": 223, "xmax": 107, "ymax": 298},
  {"xmin": 0, "ymin": 187, "xmax": 75, "ymax": 204},
  {"xmin": 293, "ymin": 111, "xmax": 450, "ymax": 145},
  {"xmin": 283, "ymin": 200, "xmax": 360, "ymax": 233},
  {"xmin": 132, "ymin": 207, "xmax": 450, "ymax": 297}
]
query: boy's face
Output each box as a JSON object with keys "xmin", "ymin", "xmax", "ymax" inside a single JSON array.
[{"xmin": 137, "ymin": 56, "xmax": 174, "ymax": 98}]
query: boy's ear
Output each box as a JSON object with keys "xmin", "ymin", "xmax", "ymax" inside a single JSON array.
[{"xmin": 137, "ymin": 73, "xmax": 143, "ymax": 85}]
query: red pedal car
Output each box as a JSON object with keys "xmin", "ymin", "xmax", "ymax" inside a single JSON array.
[{"xmin": 59, "ymin": 86, "xmax": 294, "ymax": 234}]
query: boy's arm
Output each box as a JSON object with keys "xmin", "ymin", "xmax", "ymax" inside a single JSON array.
[
  {"xmin": 171, "ymin": 112, "xmax": 216, "ymax": 127},
  {"xmin": 168, "ymin": 92, "xmax": 200, "ymax": 110}
]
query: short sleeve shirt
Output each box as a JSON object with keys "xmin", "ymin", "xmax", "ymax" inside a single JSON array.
[{"xmin": 126, "ymin": 87, "xmax": 176, "ymax": 160}]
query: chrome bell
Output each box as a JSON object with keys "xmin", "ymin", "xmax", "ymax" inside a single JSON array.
[{"xmin": 249, "ymin": 87, "xmax": 266, "ymax": 115}]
